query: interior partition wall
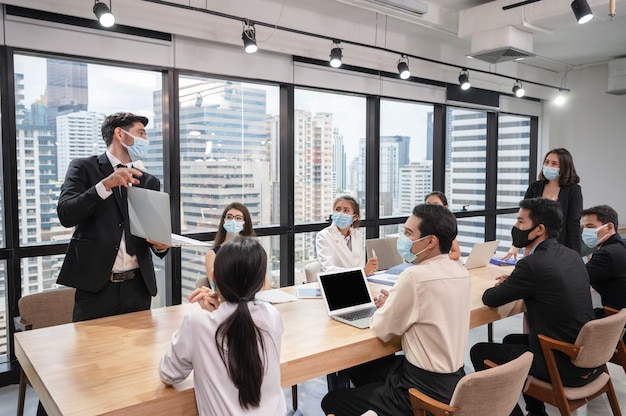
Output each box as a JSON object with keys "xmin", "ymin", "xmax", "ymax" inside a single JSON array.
[{"xmin": 0, "ymin": 45, "xmax": 538, "ymax": 378}]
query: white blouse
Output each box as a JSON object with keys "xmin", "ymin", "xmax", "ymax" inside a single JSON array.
[
  {"xmin": 159, "ymin": 302, "xmax": 286, "ymax": 416},
  {"xmin": 316, "ymin": 224, "xmax": 366, "ymax": 272}
]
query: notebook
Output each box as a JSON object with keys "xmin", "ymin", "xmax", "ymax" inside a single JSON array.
[
  {"xmin": 127, "ymin": 186, "xmax": 211, "ymax": 247},
  {"xmin": 462, "ymin": 240, "xmax": 500, "ymax": 270},
  {"xmin": 317, "ymin": 267, "xmax": 377, "ymax": 329}
]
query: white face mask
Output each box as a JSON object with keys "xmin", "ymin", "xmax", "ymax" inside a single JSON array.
[{"xmin": 120, "ymin": 129, "xmax": 149, "ymax": 161}]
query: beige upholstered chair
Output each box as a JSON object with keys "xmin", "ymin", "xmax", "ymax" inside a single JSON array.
[
  {"xmin": 304, "ymin": 261, "xmax": 321, "ymax": 283},
  {"xmin": 14, "ymin": 288, "xmax": 76, "ymax": 416},
  {"xmin": 524, "ymin": 308, "xmax": 626, "ymax": 416},
  {"xmin": 366, "ymin": 237, "xmax": 403, "ymax": 271},
  {"xmin": 604, "ymin": 306, "xmax": 626, "ymax": 374},
  {"xmin": 195, "ymin": 276, "xmax": 210, "ymax": 288},
  {"xmin": 409, "ymin": 351, "xmax": 533, "ymax": 416}
]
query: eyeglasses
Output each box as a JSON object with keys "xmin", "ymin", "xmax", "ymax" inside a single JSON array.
[{"xmin": 225, "ymin": 214, "xmax": 245, "ymax": 222}]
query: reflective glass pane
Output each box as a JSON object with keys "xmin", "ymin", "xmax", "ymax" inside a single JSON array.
[
  {"xmin": 14, "ymin": 55, "xmax": 163, "ymax": 246},
  {"xmin": 294, "ymin": 90, "xmax": 366, "ymax": 225},
  {"xmin": 0, "ymin": 260, "xmax": 5, "ymax": 358},
  {"xmin": 496, "ymin": 212, "xmax": 518, "ymax": 257},
  {"xmin": 446, "ymin": 107, "xmax": 487, "ymax": 212},
  {"xmin": 177, "ymin": 76, "xmax": 279, "ymax": 298},
  {"xmin": 497, "ymin": 114, "xmax": 531, "ymax": 209},
  {"xmin": 380, "ymin": 100, "xmax": 434, "ymax": 217}
]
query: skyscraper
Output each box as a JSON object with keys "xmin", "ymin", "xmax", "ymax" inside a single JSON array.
[{"xmin": 46, "ymin": 60, "xmax": 88, "ymax": 127}]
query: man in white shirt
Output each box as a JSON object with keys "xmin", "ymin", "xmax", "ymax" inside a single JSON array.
[{"xmin": 321, "ymin": 204, "xmax": 471, "ymax": 416}]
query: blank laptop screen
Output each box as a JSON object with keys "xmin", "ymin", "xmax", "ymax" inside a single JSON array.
[{"xmin": 319, "ymin": 269, "xmax": 371, "ymax": 311}]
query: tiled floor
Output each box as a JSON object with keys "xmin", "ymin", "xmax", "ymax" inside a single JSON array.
[{"xmin": 2, "ymin": 313, "xmax": 625, "ymax": 415}]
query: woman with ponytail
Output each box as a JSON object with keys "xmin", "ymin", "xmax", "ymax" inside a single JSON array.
[{"xmin": 159, "ymin": 236, "xmax": 285, "ymax": 415}]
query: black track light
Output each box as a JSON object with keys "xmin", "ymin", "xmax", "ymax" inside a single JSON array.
[
  {"xmin": 512, "ymin": 80, "xmax": 525, "ymax": 98},
  {"xmin": 242, "ymin": 22, "xmax": 257, "ymax": 54},
  {"xmin": 195, "ymin": 93, "xmax": 203, "ymax": 108},
  {"xmin": 459, "ymin": 69, "xmax": 471, "ymax": 90},
  {"xmin": 571, "ymin": 0, "xmax": 593, "ymax": 24},
  {"xmin": 93, "ymin": 0, "xmax": 115, "ymax": 27},
  {"xmin": 329, "ymin": 41, "xmax": 343, "ymax": 68},
  {"xmin": 397, "ymin": 55, "xmax": 410, "ymax": 79}
]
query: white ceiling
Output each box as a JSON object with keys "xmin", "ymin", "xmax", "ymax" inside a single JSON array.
[{"xmin": 329, "ymin": 0, "xmax": 626, "ymax": 73}]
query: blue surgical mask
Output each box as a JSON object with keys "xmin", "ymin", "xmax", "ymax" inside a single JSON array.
[
  {"xmin": 223, "ymin": 219, "xmax": 244, "ymax": 235},
  {"xmin": 581, "ymin": 223, "xmax": 609, "ymax": 248},
  {"xmin": 121, "ymin": 129, "xmax": 149, "ymax": 162},
  {"xmin": 331, "ymin": 212, "xmax": 354, "ymax": 229},
  {"xmin": 396, "ymin": 233, "xmax": 430, "ymax": 264},
  {"xmin": 542, "ymin": 166, "xmax": 560, "ymax": 181}
]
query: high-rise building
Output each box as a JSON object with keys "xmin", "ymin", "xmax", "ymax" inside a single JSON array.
[
  {"xmin": 399, "ymin": 161, "xmax": 433, "ymax": 214},
  {"xmin": 46, "ymin": 60, "xmax": 88, "ymax": 127},
  {"xmin": 332, "ymin": 128, "xmax": 346, "ymax": 193},
  {"xmin": 56, "ymin": 111, "xmax": 106, "ymax": 181}
]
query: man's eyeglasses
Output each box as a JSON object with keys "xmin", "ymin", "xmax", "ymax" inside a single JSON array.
[{"xmin": 225, "ymin": 214, "xmax": 245, "ymax": 222}]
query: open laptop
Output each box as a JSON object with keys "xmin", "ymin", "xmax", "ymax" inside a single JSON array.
[
  {"xmin": 127, "ymin": 187, "xmax": 211, "ymax": 247},
  {"xmin": 462, "ymin": 240, "xmax": 500, "ymax": 270},
  {"xmin": 317, "ymin": 267, "xmax": 377, "ymax": 329}
]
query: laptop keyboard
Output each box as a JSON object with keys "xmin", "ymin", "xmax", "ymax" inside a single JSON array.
[{"xmin": 337, "ymin": 307, "xmax": 377, "ymax": 321}]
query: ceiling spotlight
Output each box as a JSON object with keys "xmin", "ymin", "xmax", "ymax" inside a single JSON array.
[
  {"xmin": 397, "ymin": 55, "xmax": 411, "ymax": 79},
  {"xmin": 93, "ymin": 0, "xmax": 115, "ymax": 27},
  {"xmin": 554, "ymin": 90, "xmax": 567, "ymax": 106},
  {"xmin": 571, "ymin": 0, "xmax": 593, "ymax": 24},
  {"xmin": 329, "ymin": 41, "xmax": 343, "ymax": 68},
  {"xmin": 512, "ymin": 80, "xmax": 525, "ymax": 98},
  {"xmin": 459, "ymin": 68, "xmax": 471, "ymax": 90},
  {"xmin": 242, "ymin": 22, "xmax": 257, "ymax": 54}
]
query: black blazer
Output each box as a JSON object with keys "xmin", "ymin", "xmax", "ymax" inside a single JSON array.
[
  {"xmin": 525, "ymin": 180, "xmax": 582, "ymax": 253},
  {"xmin": 56, "ymin": 153, "xmax": 166, "ymax": 295},
  {"xmin": 483, "ymin": 239, "xmax": 596, "ymax": 380},
  {"xmin": 586, "ymin": 233, "xmax": 626, "ymax": 310}
]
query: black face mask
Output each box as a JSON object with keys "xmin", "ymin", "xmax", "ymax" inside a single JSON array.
[{"xmin": 511, "ymin": 225, "xmax": 538, "ymax": 248}]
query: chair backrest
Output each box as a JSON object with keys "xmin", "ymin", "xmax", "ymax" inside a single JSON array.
[
  {"xmin": 195, "ymin": 277, "xmax": 210, "ymax": 288},
  {"xmin": 366, "ymin": 237, "xmax": 403, "ymax": 271},
  {"xmin": 572, "ymin": 308, "xmax": 626, "ymax": 368},
  {"xmin": 449, "ymin": 351, "xmax": 533, "ymax": 416},
  {"xmin": 304, "ymin": 261, "xmax": 321, "ymax": 283},
  {"xmin": 18, "ymin": 288, "xmax": 76, "ymax": 329}
]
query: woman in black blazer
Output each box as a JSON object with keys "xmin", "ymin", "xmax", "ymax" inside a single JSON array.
[{"xmin": 504, "ymin": 148, "xmax": 582, "ymax": 259}]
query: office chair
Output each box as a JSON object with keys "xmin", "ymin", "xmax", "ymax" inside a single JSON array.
[
  {"xmin": 195, "ymin": 276, "xmax": 210, "ymax": 288},
  {"xmin": 409, "ymin": 352, "xmax": 533, "ymax": 416},
  {"xmin": 604, "ymin": 306, "xmax": 626, "ymax": 374},
  {"xmin": 13, "ymin": 287, "xmax": 76, "ymax": 416},
  {"xmin": 524, "ymin": 308, "xmax": 626, "ymax": 416},
  {"xmin": 304, "ymin": 261, "xmax": 321, "ymax": 283},
  {"xmin": 366, "ymin": 237, "xmax": 402, "ymax": 271}
]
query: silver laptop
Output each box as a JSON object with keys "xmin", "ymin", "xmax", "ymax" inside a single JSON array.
[
  {"xmin": 127, "ymin": 187, "xmax": 211, "ymax": 247},
  {"xmin": 463, "ymin": 240, "xmax": 500, "ymax": 270},
  {"xmin": 317, "ymin": 267, "xmax": 377, "ymax": 329}
]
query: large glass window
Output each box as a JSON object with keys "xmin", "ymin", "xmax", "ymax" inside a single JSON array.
[
  {"xmin": 294, "ymin": 90, "xmax": 366, "ymax": 224},
  {"xmin": 0, "ymin": 261, "xmax": 5, "ymax": 359},
  {"xmin": 177, "ymin": 76, "xmax": 280, "ymax": 300},
  {"xmin": 380, "ymin": 100, "xmax": 434, "ymax": 217},
  {"xmin": 13, "ymin": 54, "xmax": 164, "ymax": 293},
  {"xmin": 446, "ymin": 108, "xmax": 488, "ymax": 253}
]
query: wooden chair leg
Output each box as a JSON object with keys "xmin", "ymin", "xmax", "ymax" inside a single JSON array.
[
  {"xmin": 17, "ymin": 369, "xmax": 27, "ymax": 416},
  {"xmin": 605, "ymin": 379, "xmax": 623, "ymax": 416}
]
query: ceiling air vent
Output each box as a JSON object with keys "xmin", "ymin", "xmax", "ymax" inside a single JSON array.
[{"xmin": 468, "ymin": 47, "xmax": 535, "ymax": 64}]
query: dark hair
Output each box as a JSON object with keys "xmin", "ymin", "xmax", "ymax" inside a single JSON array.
[
  {"xmin": 425, "ymin": 191, "xmax": 448, "ymax": 206},
  {"xmin": 519, "ymin": 198, "xmax": 563, "ymax": 238},
  {"xmin": 101, "ymin": 112, "xmax": 149, "ymax": 146},
  {"xmin": 213, "ymin": 236, "xmax": 268, "ymax": 409},
  {"xmin": 214, "ymin": 202, "xmax": 256, "ymax": 247},
  {"xmin": 581, "ymin": 205, "xmax": 619, "ymax": 229},
  {"xmin": 332, "ymin": 195, "xmax": 361, "ymax": 228},
  {"xmin": 538, "ymin": 148, "xmax": 580, "ymax": 186},
  {"xmin": 412, "ymin": 204, "xmax": 457, "ymax": 253}
]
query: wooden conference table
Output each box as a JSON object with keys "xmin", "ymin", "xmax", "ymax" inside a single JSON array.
[{"xmin": 14, "ymin": 264, "xmax": 519, "ymax": 416}]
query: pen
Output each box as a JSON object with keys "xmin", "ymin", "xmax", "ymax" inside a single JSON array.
[
  {"xmin": 210, "ymin": 281, "xmax": 215, "ymax": 291},
  {"xmin": 372, "ymin": 248, "xmax": 377, "ymax": 258}
]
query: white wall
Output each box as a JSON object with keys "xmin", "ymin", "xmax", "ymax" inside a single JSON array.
[{"xmin": 543, "ymin": 64, "xmax": 626, "ymax": 222}]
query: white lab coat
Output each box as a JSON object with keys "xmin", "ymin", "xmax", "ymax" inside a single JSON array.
[{"xmin": 316, "ymin": 224, "xmax": 366, "ymax": 272}]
